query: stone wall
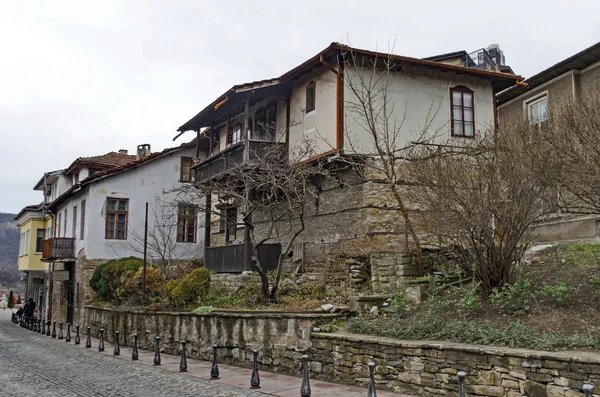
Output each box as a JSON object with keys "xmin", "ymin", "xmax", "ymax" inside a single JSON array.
[
  {"xmin": 310, "ymin": 333, "xmax": 600, "ymax": 397},
  {"xmin": 84, "ymin": 306, "xmax": 346, "ymax": 375}
]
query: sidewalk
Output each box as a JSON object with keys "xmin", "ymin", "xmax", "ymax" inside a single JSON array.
[{"xmin": 74, "ymin": 332, "xmax": 415, "ymax": 397}]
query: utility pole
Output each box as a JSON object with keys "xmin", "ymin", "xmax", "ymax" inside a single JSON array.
[{"xmin": 142, "ymin": 202, "xmax": 148, "ymax": 305}]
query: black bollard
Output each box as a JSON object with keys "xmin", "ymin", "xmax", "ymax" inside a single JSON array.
[
  {"xmin": 58, "ymin": 322, "xmax": 64, "ymax": 340},
  {"xmin": 132, "ymin": 333, "xmax": 139, "ymax": 361},
  {"xmin": 66, "ymin": 323, "xmax": 71, "ymax": 342},
  {"xmin": 211, "ymin": 344, "xmax": 220, "ymax": 379},
  {"xmin": 75, "ymin": 325, "xmax": 80, "ymax": 345},
  {"xmin": 179, "ymin": 341, "xmax": 188, "ymax": 372},
  {"xmin": 46, "ymin": 321, "xmax": 51, "ymax": 336},
  {"xmin": 153, "ymin": 336, "xmax": 161, "ymax": 366},
  {"xmin": 85, "ymin": 327, "xmax": 92, "ymax": 348},
  {"xmin": 114, "ymin": 331, "xmax": 120, "ymax": 356},
  {"xmin": 583, "ymin": 384, "xmax": 594, "ymax": 397},
  {"xmin": 98, "ymin": 328, "xmax": 105, "ymax": 352},
  {"xmin": 250, "ymin": 349, "xmax": 260, "ymax": 389},
  {"xmin": 300, "ymin": 355, "xmax": 311, "ymax": 397},
  {"xmin": 367, "ymin": 362, "xmax": 377, "ymax": 397},
  {"xmin": 457, "ymin": 371, "xmax": 466, "ymax": 397},
  {"xmin": 41, "ymin": 319, "xmax": 46, "ymax": 335},
  {"xmin": 37, "ymin": 319, "xmax": 42, "ymax": 333},
  {"xmin": 52, "ymin": 321, "xmax": 56, "ymax": 338}
]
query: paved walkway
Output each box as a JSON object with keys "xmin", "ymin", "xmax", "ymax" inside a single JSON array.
[{"xmin": 1, "ymin": 310, "xmax": 414, "ymax": 396}]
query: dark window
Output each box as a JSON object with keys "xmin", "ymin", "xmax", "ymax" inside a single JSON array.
[
  {"xmin": 177, "ymin": 204, "xmax": 197, "ymax": 243},
  {"xmin": 226, "ymin": 207, "xmax": 237, "ymax": 243},
  {"xmin": 35, "ymin": 229, "xmax": 45, "ymax": 253},
  {"xmin": 72, "ymin": 206, "xmax": 77, "ymax": 239},
  {"xmin": 63, "ymin": 208, "xmax": 68, "ymax": 238},
  {"xmin": 180, "ymin": 157, "xmax": 194, "ymax": 182},
  {"xmin": 105, "ymin": 198, "xmax": 129, "ymax": 240},
  {"xmin": 255, "ymin": 102, "xmax": 277, "ymax": 142},
  {"xmin": 450, "ymin": 86, "xmax": 475, "ymax": 138},
  {"xmin": 306, "ymin": 81, "xmax": 316, "ymax": 113},
  {"xmin": 219, "ymin": 209, "xmax": 226, "ymax": 233},
  {"xmin": 80, "ymin": 200, "xmax": 86, "ymax": 240}
]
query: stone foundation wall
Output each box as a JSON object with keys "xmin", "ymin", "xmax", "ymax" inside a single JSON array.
[
  {"xmin": 310, "ymin": 333, "xmax": 600, "ymax": 397},
  {"xmin": 84, "ymin": 306, "xmax": 346, "ymax": 375}
]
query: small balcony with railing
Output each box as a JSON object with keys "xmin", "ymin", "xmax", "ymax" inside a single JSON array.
[
  {"xmin": 42, "ymin": 238, "xmax": 76, "ymax": 261},
  {"xmin": 195, "ymin": 139, "xmax": 287, "ymax": 182}
]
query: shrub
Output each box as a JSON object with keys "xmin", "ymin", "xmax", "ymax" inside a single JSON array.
[
  {"xmin": 540, "ymin": 281, "xmax": 572, "ymax": 304},
  {"xmin": 164, "ymin": 267, "xmax": 211, "ymax": 308},
  {"xmin": 7, "ymin": 290, "xmax": 13, "ymax": 308},
  {"xmin": 122, "ymin": 267, "xmax": 162, "ymax": 302},
  {"xmin": 489, "ymin": 272, "xmax": 532, "ymax": 314},
  {"xmin": 455, "ymin": 285, "xmax": 482, "ymax": 318},
  {"xmin": 388, "ymin": 290, "xmax": 410, "ymax": 318},
  {"xmin": 16, "ymin": 295, "xmax": 21, "ymax": 304},
  {"xmin": 89, "ymin": 257, "xmax": 145, "ymax": 302}
]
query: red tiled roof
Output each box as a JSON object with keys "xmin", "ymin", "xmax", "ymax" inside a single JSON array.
[{"xmin": 66, "ymin": 152, "xmax": 137, "ymax": 174}]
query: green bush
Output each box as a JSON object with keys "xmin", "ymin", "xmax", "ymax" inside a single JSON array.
[
  {"xmin": 16, "ymin": 295, "xmax": 21, "ymax": 304},
  {"xmin": 7, "ymin": 290, "xmax": 13, "ymax": 308},
  {"xmin": 89, "ymin": 257, "xmax": 145, "ymax": 302},
  {"xmin": 388, "ymin": 290, "xmax": 410, "ymax": 318},
  {"xmin": 489, "ymin": 273, "xmax": 532, "ymax": 314},
  {"xmin": 540, "ymin": 281, "xmax": 572, "ymax": 303},
  {"xmin": 455, "ymin": 285, "xmax": 482, "ymax": 318},
  {"xmin": 164, "ymin": 267, "xmax": 211, "ymax": 308}
]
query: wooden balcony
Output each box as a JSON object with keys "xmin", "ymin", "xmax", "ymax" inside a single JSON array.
[
  {"xmin": 205, "ymin": 243, "xmax": 281, "ymax": 273},
  {"xmin": 42, "ymin": 238, "xmax": 76, "ymax": 261},
  {"xmin": 195, "ymin": 140, "xmax": 287, "ymax": 182}
]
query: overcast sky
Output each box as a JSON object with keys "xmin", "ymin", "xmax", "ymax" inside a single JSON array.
[{"xmin": 1, "ymin": 0, "xmax": 598, "ymax": 213}]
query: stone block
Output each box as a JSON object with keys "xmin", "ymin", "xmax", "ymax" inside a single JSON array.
[
  {"xmin": 524, "ymin": 380, "xmax": 548, "ymax": 397},
  {"xmin": 502, "ymin": 379, "xmax": 520, "ymax": 389},
  {"xmin": 477, "ymin": 370, "xmax": 498, "ymax": 386},
  {"xmin": 465, "ymin": 385, "xmax": 505, "ymax": 396},
  {"xmin": 397, "ymin": 372, "xmax": 422, "ymax": 385},
  {"xmin": 546, "ymin": 385, "xmax": 566, "ymax": 397},
  {"xmin": 527, "ymin": 372, "xmax": 554, "ymax": 383}
]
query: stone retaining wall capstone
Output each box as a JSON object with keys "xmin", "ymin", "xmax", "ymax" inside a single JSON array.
[{"xmin": 310, "ymin": 333, "xmax": 600, "ymax": 397}]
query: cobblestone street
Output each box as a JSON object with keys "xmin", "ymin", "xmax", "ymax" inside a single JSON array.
[{"xmin": 0, "ymin": 310, "xmax": 267, "ymax": 397}]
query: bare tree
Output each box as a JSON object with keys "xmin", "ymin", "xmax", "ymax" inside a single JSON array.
[
  {"xmin": 339, "ymin": 47, "xmax": 448, "ymax": 275},
  {"xmin": 528, "ymin": 87, "xmax": 600, "ymax": 215},
  {"xmin": 407, "ymin": 124, "xmax": 549, "ymax": 292},
  {"xmin": 193, "ymin": 143, "xmax": 323, "ymax": 303},
  {"xmin": 129, "ymin": 195, "xmax": 198, "ymax": 282}
]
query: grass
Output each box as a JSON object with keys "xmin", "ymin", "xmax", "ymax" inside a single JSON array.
[{"xmin": 346, "ymin": 242, "xmax": 600, "ymax": 352}]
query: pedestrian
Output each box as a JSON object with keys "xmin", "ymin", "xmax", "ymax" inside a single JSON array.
[{"xmin": 24, "ymin": 298, "xmax": 36, "ymax": 321}]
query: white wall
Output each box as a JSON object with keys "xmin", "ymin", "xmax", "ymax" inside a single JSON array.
[
  {"xmin": 343, "ymin": 65, "xmax": 495, "ymax": 154},
  {"xmin": 288, "ymin": 65, "xmax": 339, "ymax": 160},
  {"xmin": 55, "ymin": 147, "xmax": 205, "ymax": 261}
]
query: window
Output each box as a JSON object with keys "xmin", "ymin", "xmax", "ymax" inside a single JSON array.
[
  {"xmin": 177, "ymin": 205, "xmax": 197, "ymax": 243},
  {"xmin": 35, "ymin": 229, "xmax": 45, "ymax": 253},
  {"xmin": 105, "ymin": 198, "xmax": 129, "ymax": 240},
  {"xmin": 63, "ymin": 208, "xmax": 67, "ymax": 238},
  {"xmin": 72, "ymin": 206, "xmax": 77, "ymax": 239},
  {"xmin": 25, "ymin": 229, "xmax": 30, "ymax": 253},
  {"xmin": 306, "ymin": 81, "xmax": 316, "ymax": 113},
  {"xmin": 19, "ymin": 233, "xmax": 26, "ymax": 256},
  {"xmin": 528, "ymin": 96, "xmax": 549, "ymax": 124},
  {"xmin": 180, "ymin": 157, "xmax": 194, "ymax": 182},
  {"xmin": 450, "ymin": 86, "xmax": 475, "ymax": 138},
  {"xmin": 232, "ymin": 123, "xmax": 242, "ymax": 145},
  {"xmin": 255, "ymin": 102, "xmax": 277, "ymax": 142},
  {"xmin": 80, "ymin": 200, "xmax": 86, "ymax": 240},
  {"xmin": 56, "ymin": 213, "xmax": 61, "ymax": 237},
  {"xmin": 219, "ymin": 208, "xmax": 226, "ymax": 233},
  {"xmin": 226, "ymin": 207, "xmax": 237, "ymax": 243}
]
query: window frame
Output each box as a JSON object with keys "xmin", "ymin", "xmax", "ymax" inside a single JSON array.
[
  {"xmin": 105, "ymin": 198, "xmax": 129, "ymax": 240},
  {"xmin": 225, "ymin": 207, "xmax": 237, "ymax": 243},
  {"xmin": 63, "ymin": 208, "xmax": 68, "ymax": 238},
  {"xmin": 35, "ymin": 229, "xmax": 45, "ymax": 253},
  {"xmin": 232, "ymin": 123, "xmax": 242, "ymax": 145},
  {"xmin": 306, "ymin": 81, "xmax": 316, "ymax": 113},
  {"xmin": 176, "ymin": 204, "xmax": 197, "ymax": 243},
  {"xmin": 450, "ymin": 86, "xmax": 475, "ymax": 139},
  {"xmin": 56, "ymin": 213, "xmax": 61, "ymax": 237},
  {"xmin": 526, "ymin": 94, "xmax": 549, "ymax": 125},
  {"xmin": 180, "ymin": 157, "xmax": 194, "ymax": 183}
]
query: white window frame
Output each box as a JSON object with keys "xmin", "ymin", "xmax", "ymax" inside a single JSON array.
[{"xmin": 524, "ymin": 92, "xmax": 549, "ymax": 125}]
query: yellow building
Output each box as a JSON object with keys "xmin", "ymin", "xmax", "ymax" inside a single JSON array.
[{"xmin": 14, "ymin": 204, "xmax": 52, "ymax": 315}]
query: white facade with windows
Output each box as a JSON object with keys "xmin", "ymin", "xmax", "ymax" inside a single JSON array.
[{"xmin": 51, "ymin": 145, "xmax": 205, "ymax": 261}]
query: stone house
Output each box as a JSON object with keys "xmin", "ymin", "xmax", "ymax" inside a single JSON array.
[
  {"xmin": 497, "ymin": 41, "xmax": 600, "ymax": 242},
  {"xmin": 175, "ymin": 42, "xmax": 523, "ymax": 277},
  {"xmin": 42, "ymin": 142, "xmax": 205, "ymax": 326}
]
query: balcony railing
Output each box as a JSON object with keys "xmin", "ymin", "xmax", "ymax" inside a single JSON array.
[
  {"xmin": 205, "ymin": 243, "xmax": 281, "ymax": 273},
  {"xmin": 42, "ymin": 238, "xmax": 76, "ymax": 261},
  {"xmin": 195, "ymin": 140, "xmax": 287, "ymax": 182}
]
